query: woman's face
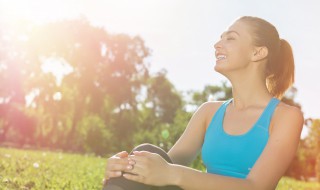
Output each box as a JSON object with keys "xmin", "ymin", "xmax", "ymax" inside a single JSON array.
[{"xmin": 213, "ymin": 20, "xmax": 256, "ymax": 74}]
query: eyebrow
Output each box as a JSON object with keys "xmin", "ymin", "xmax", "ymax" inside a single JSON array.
[{"xmin": 220, "ymin": 30, "xmax": 240, "ymax": 38}]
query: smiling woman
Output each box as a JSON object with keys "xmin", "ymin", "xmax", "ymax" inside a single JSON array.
[{"xmin": 102, "ymin": 16, "xmax": 304, "ymax": 190}]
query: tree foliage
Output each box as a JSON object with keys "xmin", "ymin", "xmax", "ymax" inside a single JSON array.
[{"xmin": 0, "ymin": 18, "xmax": 319, "ymax": 182}]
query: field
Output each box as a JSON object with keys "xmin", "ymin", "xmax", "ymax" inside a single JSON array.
[
  {"xmin": 1, "ymin": 147, "xmax": 319, "ymax": 190},
  {"xmin": 0, "ymin": 147, "xmax": 105, "ymax": 190}
]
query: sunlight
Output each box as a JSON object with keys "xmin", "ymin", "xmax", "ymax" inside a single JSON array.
[
  {"xmin": 25, "ymin": 88, "xmax": 40, "ymax": 108},
  {"xmin": 53, "ymin": 92, "xmax": 62, "ymax": 101},
  {"xmin": 0, "ymin": 0, "xmax": 77, "ymax": 24},
  {"xmin": 40, "ymin": 56, "xmax": 73, "ymax": 86}
]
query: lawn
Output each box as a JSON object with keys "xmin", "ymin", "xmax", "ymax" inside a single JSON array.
[
  {"xmin": 0, "ymin": 147, "xmax": 106, "ymax": 190},
  {"xmin": 1, "ymin": 147, "xmax": 319, "ymax": 190}
]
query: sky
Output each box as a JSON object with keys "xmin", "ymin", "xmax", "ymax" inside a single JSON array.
[{"xmin": 0, "ymin": 0, "xmax": 319, "ymax": 138}]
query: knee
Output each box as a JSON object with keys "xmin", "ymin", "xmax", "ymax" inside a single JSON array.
[
  {"xmin": 131, "ymin": 143, "xmax": 173, "ymax": 163},
  {"xmin": 132, "ymin": 143, "xmax": 156, "ymax": 152},
  {"xmin": 132, "ymin": 143, "xmax": 166, "ymax": 155}
]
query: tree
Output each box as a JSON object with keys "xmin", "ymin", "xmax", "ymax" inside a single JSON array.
[
  {"xmin": 145, "ymin": 69, "xmax": 182, "ymax": 124},
  {"xmin": 0, "ymin": 18, "xmax": 152, "ymax": 153}
]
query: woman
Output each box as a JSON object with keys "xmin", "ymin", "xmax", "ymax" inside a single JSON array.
[{"xmin": 103, "ymin": 16, "xmax": 304, "ymax": 190}]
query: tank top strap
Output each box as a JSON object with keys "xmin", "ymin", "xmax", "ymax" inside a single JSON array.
[
  {"xmin": 223, "ymin": 98, "xmax": 234, "ymax": 107},
  {"xmin": 212, "ymin": 98, "xmax": 233, "ymax": 121},
  {"xmin": 255, "ymin": 97, "xmax": 280, "ymax": 130},
  {"xmin": 205, "ymin": 98, "xmax": 233, "ymax": 135},
  {"xmin": 220, "ymin": 98, "xmax": 233, "ymax": 113}
]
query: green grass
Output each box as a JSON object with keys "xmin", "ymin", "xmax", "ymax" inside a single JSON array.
[
  {"xmin": 276, "ymin": 176, "xmax": 320, "ymax": 190},
  {"xmin": 0, "ymin": 147, "xmax": 319, "ymax": 190},
  {"xmin": 0, "ymin": 147, "xmax": 106, "ymax": 190}
]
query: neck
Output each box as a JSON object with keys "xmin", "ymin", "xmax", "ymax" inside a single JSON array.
[{"xmin": 227, "ymin": 69, "xmax": 273, "ymax": 111}]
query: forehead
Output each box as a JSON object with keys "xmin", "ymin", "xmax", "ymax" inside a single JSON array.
[
  {"xmin": 221, "ymin": 20, "xmax": 252, "ymax": 38},
  {"xmin": 220, "ymin": 30, "xmax": 240, "ymax": 38}
]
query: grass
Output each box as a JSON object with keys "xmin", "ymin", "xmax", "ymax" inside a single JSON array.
[
  {"xmin": 0, "ymin": 147, "xmax": 106, "ymax": 190},
  {"xmin": 276, "ymin": 176, "xmax": 320, "ymax": 190},
  {"xmin": 0, "ymin": 147, "xmax": 319, "ymax": 190}
]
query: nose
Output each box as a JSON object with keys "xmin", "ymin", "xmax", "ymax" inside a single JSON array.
[{"xmin": 214, "ymin": 40, "xmax": 222, "ymax": 50}]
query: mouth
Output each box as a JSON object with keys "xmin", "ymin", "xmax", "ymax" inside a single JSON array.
[
  {"xmin": 217, "ymin": 55, "xmax": 227, "ymax": 60},
  {"xmin": 215, "ymin": 53, "xmax": 227, "ymax": 62}
]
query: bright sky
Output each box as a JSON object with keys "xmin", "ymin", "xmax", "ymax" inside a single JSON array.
[{"xmin": 1, "ymin": 0, "xmax": 319, "ymax": 138}]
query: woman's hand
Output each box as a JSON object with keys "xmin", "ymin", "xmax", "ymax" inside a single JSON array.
[
  {"xmin": 103, "ymin": 151, "xmax": 135, "ymax": 184},
  {"xmin": 122, "ymin": 151, "xmax": 173, "ymax": 186}
]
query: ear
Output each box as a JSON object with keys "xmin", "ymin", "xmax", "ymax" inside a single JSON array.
[{"xmin": 252, "ymin": 46, "xmax": 268, "ymax": 62}]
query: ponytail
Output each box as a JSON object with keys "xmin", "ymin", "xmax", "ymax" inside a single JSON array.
[
  {"xmin": 238, "ymin": 16, "xmax": 296, "ymax": 100},
  {"xmin": 266, "ymin": 39, "xmax": 295, "ymax": 100}
]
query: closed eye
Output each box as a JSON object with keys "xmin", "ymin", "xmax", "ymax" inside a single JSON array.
[{"xmin": 220, "ymin": 35, "xmax": 236, "ymax": 41}]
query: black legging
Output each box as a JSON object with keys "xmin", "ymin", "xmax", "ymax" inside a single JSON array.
[{"xmin": 103, "ymin": 143, "xmax": 183, "ymax": 190}]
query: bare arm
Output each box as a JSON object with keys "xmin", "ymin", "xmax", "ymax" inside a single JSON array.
[
  {"xmin": 168, "ymin": 105, "xmax": 304, "ymax": 190},
  {"xmin": 168, "ymin": 102, "xmax": 219, "ymax": 166}
]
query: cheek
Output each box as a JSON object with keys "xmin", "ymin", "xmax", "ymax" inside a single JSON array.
[
  {"xmin": 226, "ymin": 51, "xmax": 245, "ymax": 65},
  {"xmin": 231, "ymin": 45, "xmax": 252, "ymax": 63}
]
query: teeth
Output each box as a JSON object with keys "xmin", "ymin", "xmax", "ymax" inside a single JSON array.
[{"xmin": 217, "ymin": 55, "xmax": 227, "ymax": 60}]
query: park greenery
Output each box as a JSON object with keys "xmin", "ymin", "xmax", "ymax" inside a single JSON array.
[
  {"xmin": 1, "ymin": 147, "xmax": 320, "ymax": 190},
  {"xmin": 0, "ymin": 18, "xmax": 320, "ymax": 189}
]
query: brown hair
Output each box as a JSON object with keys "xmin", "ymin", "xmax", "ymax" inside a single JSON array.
[{"xmin": 237, "ymin": 16, "xmax": 295, "ymax": 100}]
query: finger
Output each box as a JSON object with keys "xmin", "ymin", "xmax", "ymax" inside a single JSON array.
[
  {"xmin": 107, "ymin": 157, "xmax": 133, "ymax": 169},
  {"xmin": 105, "ymin": 171, "xmax": 122, "ymax": 179},
  {"xmin": 128, "ymin": 155, "xmax": 149, "ymax": 168},
  {"xmin": 123, "ymin": 173, "xmax": 145, "ymax": 183},
  {"xmin": 126, "ymin": 161, "xmax": 147, "ymax": 176},
  {"xmin": 115, "ymin": 151, "xmax": 129, "ymax": 158},
  {"xmin": 108, "ymin": 162, "xmax": 133, "ymax": 171},
  {"xmin": 121, "ymin": 163, "xmax": 137, "ymax": 173},
  {"xmin": 106, "ymin": 161, "xmax": 135, "ymax": 178},
  {"xmin": 104, "ymin": 171, "xmax": 122, "ymax": 180},
  {"xmin": 131, "ymin": 151, "xmax": 157, "ymax": 162},
  {"xmin": 132, "ymin": 151, "xmax": 152, "ymax": 157},
  {"xmin": 102, "ymin": 178, "xmax": 107, "ymax": 186},
  {"xmin": 107, "ymin": 152, "xmax": 127, "ymax": 165},
  {"xmin": 128, "ymin": 155, "xmax": 148, "ymax": 163}
]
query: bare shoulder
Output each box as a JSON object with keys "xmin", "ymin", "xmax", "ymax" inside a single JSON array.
[
  {"xmin": 247, "ymin": 101, "xmax": 304, "ymax": 189},
  {"xmin": 198, "ymin": 100, "xmax": 226, "ymax": 131},
  {"xmin": 200, "ymin": 100, "xmax": 225, "ymax": 109},
  {"xmin": 274, "ymin": 101, "xmax": 304, "ymax": 122},
  {"xmin": 272, "ymin": 101, "xmax": 304, "ymax": 133}
]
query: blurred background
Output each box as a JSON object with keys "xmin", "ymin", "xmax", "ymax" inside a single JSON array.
[{"xmin": 0, "ymin": 0, "xmax": 319, "ymax": 189}]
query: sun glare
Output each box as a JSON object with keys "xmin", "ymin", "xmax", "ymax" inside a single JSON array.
[
  {"xmin": 0, "ymin": 0, "xmax": 77, "ymax": 24},
  {"xmin": 40, "ymin": 56, "xmax": 74, "ymax": 86}
]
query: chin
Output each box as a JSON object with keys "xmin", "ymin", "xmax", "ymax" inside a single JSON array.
[
  {"xmin": 214, "ymin": 64, "xmax": 223, "ymax": 72},
  {"xmin": 214, "ymin": 65, "xmax": 228, "ymax": 77}
]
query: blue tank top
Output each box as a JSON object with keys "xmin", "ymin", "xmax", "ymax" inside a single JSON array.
[{"xmin": 201, "ymin": 97, "xmax": 280, "ymax": 179}]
